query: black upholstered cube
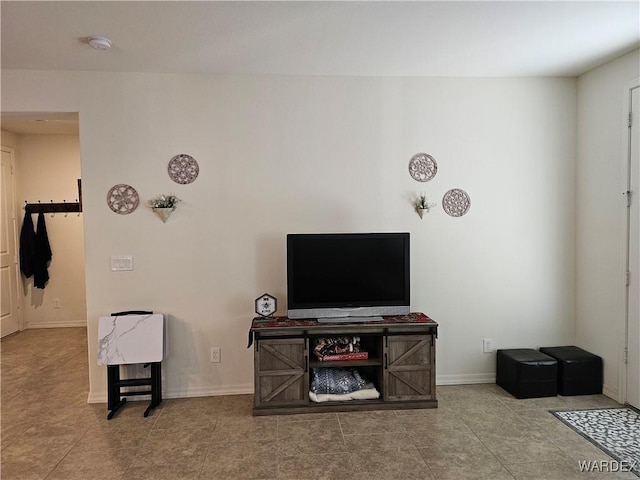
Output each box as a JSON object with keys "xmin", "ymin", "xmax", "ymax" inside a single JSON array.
[
  {"xmin": 496, "ymin": 349, "xmax": 558, "ymax": 399},
  {"xmin": 539, "ymin": 346, "xmax": 602, "ymax": 396}
]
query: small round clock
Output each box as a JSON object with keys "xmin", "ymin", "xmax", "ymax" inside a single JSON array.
[{"xmin": 255, "ymin": 294, "xmax": 277, "ymax": 317}]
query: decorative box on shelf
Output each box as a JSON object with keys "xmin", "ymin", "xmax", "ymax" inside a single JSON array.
[{"xmin": 317, "ymin": 352, "xmax": 369, "ymax": 362}]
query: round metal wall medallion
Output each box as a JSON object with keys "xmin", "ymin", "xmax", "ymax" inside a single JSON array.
[
  {"xmin": 408, "ymin": 153, "xmax": 438, "ymax": 182},
  {"xmin": 107, "ymin": 184, "xmax": 139, "ymax": 215},
  {"xmin": 168, "ymin": 154, "xmax": 199, "ymax": 184},
  {"xmin": 442, "ymin": 188, "xmax": 471, "ymax": 217}
]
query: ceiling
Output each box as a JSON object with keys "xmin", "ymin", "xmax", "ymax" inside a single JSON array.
[
  {"xmin": 1, "ymin": 113, "xmax": 79, "ymax": 135},
  {"xmin": 1, "ymin": 1, "xmax": 639, "ymax": 134}
]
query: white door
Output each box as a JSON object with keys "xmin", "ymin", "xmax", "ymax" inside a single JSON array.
[
  {"xmin": 626, "ymin": 85, "xmax": 639, "ymax": 408},
  {"xmin": 1, "ymin": 147, "xmax": 21, "ymax": 337}
]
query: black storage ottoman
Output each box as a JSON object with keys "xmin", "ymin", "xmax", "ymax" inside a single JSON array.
[
  {"xmin": 496, "ymin": 349, "xmax": 558, "ymax": 399},
  {"xmin": 539, "ymin": 346, "xmax": 602, "ymax": 396}
]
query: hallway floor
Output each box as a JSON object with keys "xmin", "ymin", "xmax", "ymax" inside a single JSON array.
[{"xmin": 1, "ymin": 328, "xmax": 635, "ymax": 479}]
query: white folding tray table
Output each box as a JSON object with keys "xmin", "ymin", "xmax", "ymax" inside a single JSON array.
[{"xmin": 97, "ymin": 312, "xmax": 165, "ymax": 419}]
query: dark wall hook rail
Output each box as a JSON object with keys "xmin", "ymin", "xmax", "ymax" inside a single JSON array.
[
  {"xmin": 24, "ymin": 179, "xmax": 83, "ymax": 214},
  {"xmin": 24, "ymin": 200, "xmax": 82, "ymax": 214}
]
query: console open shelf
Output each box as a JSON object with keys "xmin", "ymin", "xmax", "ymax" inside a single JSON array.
[{"xmin": 249, "ymin": 312, "xmax": 438, "ymax": 415}]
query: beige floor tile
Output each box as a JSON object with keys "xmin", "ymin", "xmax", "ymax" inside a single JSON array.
[
  {"xmin": 337, "ymin": 409, "xmax": 406, "ymax": 434},
  {"xmin": 463, "ymin": 416, "xmax": 541, "ymax": 439},
  {"xmin": 0, "ymin": 461, "xmax": 53, "ymax": 480},
  {"xmin": 132, "ymin": 442, "xmax": 209, "ymax": 468},
  {"xmin": 161, "ymin": 395, "xmax": 224, "ymax": 415},
  {"xmin": 277, "ymin": 418, "xmax": 345, "ymax": 456},
  {"xmin": 73, "ymin": 425, "xmax": 151, "ymax": 452},
  {"xmin": 0, "ymin": 433, "xmax": 78, "ymax": 480},
  {"xmin": 201, "ymin": 441, "xmax": 278, "ymax": 479},
  {"xmin": 130, "ymin": 428, "xmax": 212, "ymax": 466},
  {"xmin": 276, "ymin": 411, "xmax": 338, "ymax": 423},
  {"xmin": 548, "ymin": 431, "xmax": 621, "ymax": 463},
  {"xmin": 0, "ymin": 422, "xmax": 26, "ymax": 451},
  {"xmin": 479, "ymin": 431, "xmax": 572, "ymax": 465},
  {"xmin": 398, "ymin": 411, "xmax": 473, "ymax": 431},
  {"xmin": 501, "ymin": 395, "xmax": 572, "ymax": 412},
  {"xmin": 277, "ymin": 417, "xmax": 341, "ymax": 434},
  {"xmin": 350, "ymin": 471, "xmax": 435, "ymax": 480},
  {"xmin": 347, "ymin": 445, "xmax": 433, "ymax": 478},
  {"xmin": 1, "ymin": 395, "xmax": 53, "ymax": 426},
  {"xmin": 416, "ymin": 432, "xmax": 490, "ymax": 462},
  {"xmin": 211, "ymin": 416, "xmax": 278, "ymax": 443},
  {"xmin": 122, "ymin": 463, "xmax": 204, "ymax": 480},
  {"xmin": 152, "ymin": 409, "xmax": 217, "ymax": 430},
  {"xmin": 559, "ymin": 394, "xmax": 622, "ymax": 409},
  {"xmin": 2, "ymin": 328, "xmax": 630, "ymax": 480},
  {"xmin": 343, "ymin": 431, "xmax": 416, "ymax": 451},
  {"xmin": 427, "ymin": 457, "xmax": 515, "ymax": 480},
  {"xmin": 19, "ymin": 407, "xmax": 98, "ymax": 438},
  {"xmin": 216, "ymin": 394, "xmax": 255, "ymax": 419},
  {"xmin": 44, "ymin": 447, "xmax": 136, "ymax": 480},
  {"xmin": 277, "ymin": 452, "xmax": 360, "ymax": 480}
]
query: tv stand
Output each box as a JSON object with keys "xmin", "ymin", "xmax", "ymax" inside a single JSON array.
[{"xmin": 249, "ymin": 312, "xmax": 437, "ymax": 415}]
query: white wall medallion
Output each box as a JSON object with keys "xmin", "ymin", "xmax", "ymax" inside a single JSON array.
[
  {"xmin": 106, "ymin": 184, "xmax": 139, "ymax": 215},
  {"xmin": 168, "ymin": 154, "xmax": 199, "ymax": 184},
  {"xmin": 442, "ymin": 188, "xmax": 471, "ymax": 217},
  {"xmin": 408, "ymin": 153, "xmax": 438, "ymax": 182}
]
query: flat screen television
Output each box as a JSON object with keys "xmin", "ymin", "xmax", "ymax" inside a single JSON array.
[{"xmin": 286, "ymin": 233, "xmax": 410, "ymax": 320}]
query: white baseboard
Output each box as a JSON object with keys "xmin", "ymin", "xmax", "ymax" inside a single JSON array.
[
  {"xmin": 602, "ymin": 384, "xmax": 619, "ymax": 402},
  {"xmin": 87, "ymin": 376, "xmax": 499, "ymax": 403},
  {"xmin": 87, "ymin": 383, "xmax": 254, "ymax": 404},
  {"xmin": 26, "ymin": 321, "xmax": 86, "ymax": 329},
  {"xmin": 437, "ymin": 373, "xmax": 496, "ymax": 385}
]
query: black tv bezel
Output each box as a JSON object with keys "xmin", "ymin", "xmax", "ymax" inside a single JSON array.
[{"xmin": 286, "ymin": 232, "xmax": 410, "ymax": 315}]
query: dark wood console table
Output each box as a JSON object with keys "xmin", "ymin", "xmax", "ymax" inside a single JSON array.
[{"xmin": 249, "ymin": 312, "xmax": 437, "ymax": 415}]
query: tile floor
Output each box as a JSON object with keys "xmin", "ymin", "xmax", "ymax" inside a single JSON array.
[{"xmin": 1, "ymin": 327, "xmax": 636, "ymax": 480}]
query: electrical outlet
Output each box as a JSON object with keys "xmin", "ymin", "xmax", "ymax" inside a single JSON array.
[
  {"xmin": 210, "ymin": 347, "xmax": 221, "ymax": 363},
  {"xmin": 53, "ymin": 298, "xmax": 61, "ymax": 309},
  {"xmin": 483, "ymin": 338, "xmax": 494, "ymax": 353}
]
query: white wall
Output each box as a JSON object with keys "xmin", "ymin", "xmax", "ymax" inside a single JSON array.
[
  {"xmin": 576, "ymin": 48, "xmax": 640, "ymax": 400},
  {"xmin": 14, "ymin": 134, "xmax": 86, "ymax": 328},
  {"xmin": 1, "ymin": 70, "xmax": 577, "ymax": 401}
]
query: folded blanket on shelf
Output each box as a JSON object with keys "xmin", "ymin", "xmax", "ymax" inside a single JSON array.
[
  {"xmin": 309, "ymin": 386, "xmax": 380, "ymax": 403},
  {"xmin": 310, "ymin": 367, "xmax": 367, "ymax": 394}
]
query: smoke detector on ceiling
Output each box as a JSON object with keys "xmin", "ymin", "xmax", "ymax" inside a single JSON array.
[{"xmin": 88, "ymin": 36, "xmax": 112, "ymax": 51}]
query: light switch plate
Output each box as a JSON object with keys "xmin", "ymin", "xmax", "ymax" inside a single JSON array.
[{"xmin": 111, "ymin": 255, "xmax": 133, "ymax": 271}]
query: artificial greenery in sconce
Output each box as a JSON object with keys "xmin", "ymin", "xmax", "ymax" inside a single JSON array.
[
  {"xmin": 413, "ymin": 193, "xmax": 436, "ymax": 219},
  {"xmin": 148, "ymin": 193, "xmax": 181, "ymax": 223}
]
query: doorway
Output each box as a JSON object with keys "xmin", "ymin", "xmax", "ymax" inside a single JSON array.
[
  {"xmin": 1, "ymin": 146, "xmax": 21, "ymax": 337},
  {"xmin": 625, "ymin": 83, "xmax": 639, "ymax": 409},
  {"xmin": 0, "ymin": 112, "xmax": 86, "ymax": 331}
]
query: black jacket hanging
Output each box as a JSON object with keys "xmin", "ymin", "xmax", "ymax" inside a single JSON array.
[
  {"xmin": 19, "ymin": 211, "xmax": 36, "ymax": 278},
  {"xmin": 33, "ymin": 212, "xmax": 52, "ymax": 289}
]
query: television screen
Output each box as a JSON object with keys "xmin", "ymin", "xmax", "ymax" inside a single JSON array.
[{"xmin": 287, "ymin": 233, "xmax": 410, "ymax": 320}]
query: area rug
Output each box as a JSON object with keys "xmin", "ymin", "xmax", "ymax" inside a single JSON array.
[{"xmin": 551, "ymin": 407, "xmax": 640, "ymax": 477}]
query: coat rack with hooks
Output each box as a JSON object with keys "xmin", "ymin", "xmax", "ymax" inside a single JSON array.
[{"xmin": 24, "ymin": 179, "xmax": 83, "ymax": 214}]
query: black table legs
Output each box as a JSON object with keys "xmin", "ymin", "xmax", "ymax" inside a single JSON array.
[{"xmin": 106, "ymin": 362, "xmax": 162, "ymax": 419}]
